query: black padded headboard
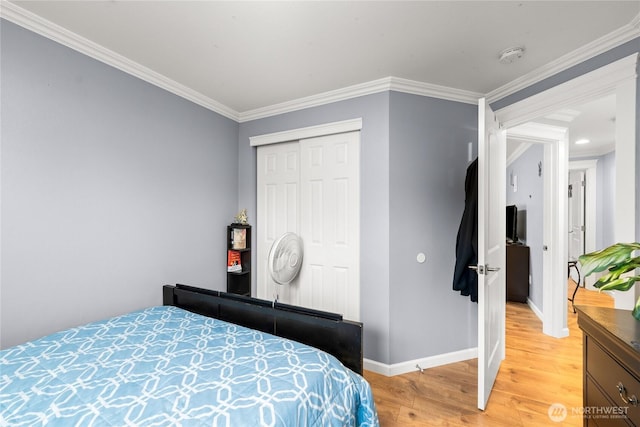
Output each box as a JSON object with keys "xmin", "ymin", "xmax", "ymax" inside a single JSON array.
[{"xmin": 162, "ymin": 284, "xmax": 364, "ymax": 375}]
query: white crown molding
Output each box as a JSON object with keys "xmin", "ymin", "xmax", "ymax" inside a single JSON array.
[
  {"xmin": 496, "ymin": 53, "xmax": 638, "ymax": 128},
  {"xmin": 1, "ymin": 0, "xmax": 481, "ymax": 124},
  {"xmin": 3, "ymin": 0, "xmax": 636, "ymax": 123},
  {"xmin": 239, "ymin": 78, "xmax": 392, "ymax": 122},
  {"xmin": 389, "ymin": 77, "xmax": 482, "ymax": 105},
  {"xmin": 487, "ymin": 13, "xmax": 640, "ymax": 104},
  {"xmin": 249, "ymin": 118, "xmax": 362, "ymax": 147},
  {"xmin": 239, "ymin": 77, "xmax": 481, "ymax": 122},
  {"xmin": 0, "ymin": 1, "xmax": 240, "ymax": 122}
]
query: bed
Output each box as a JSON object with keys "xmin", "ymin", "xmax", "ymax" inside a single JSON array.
[{"xmin": 0, "ymin": 284, "xmax": 379, "ymax": 426}]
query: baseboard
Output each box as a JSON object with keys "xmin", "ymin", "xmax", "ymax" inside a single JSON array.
[
  {"xmin": 527, "ymin": 298, "xmax": 543, "ymax": 321},
  {"xmin": 363, "ymin": 347, "xmax": 478, "ymax": 377}
]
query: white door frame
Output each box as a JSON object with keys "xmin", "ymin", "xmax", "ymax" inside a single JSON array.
[
  {"xmin": 496, "ymin": 53, "xmax": 637, "ymax": 335},
  {"xmin": 250, "ymin": 119, "xmax": 363, "ymax": 147}
]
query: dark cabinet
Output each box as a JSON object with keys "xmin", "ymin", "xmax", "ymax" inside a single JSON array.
[
  {"xmin": 227, "ymin": 224, "xmax": 251, "ymax": 296},
  {"xmin": 577, "ymin": 306, "xmax": 640, "ymax": 426},
  {"xmin": 506, "ymin": 244, "xmax": 529, "ymax": 303}
]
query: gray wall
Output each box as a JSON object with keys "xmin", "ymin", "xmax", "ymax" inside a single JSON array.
[
  {"xmin": 2, "ymin": 15, "xmax": 636, "ymax": 367},
  {"xmin": 388, "ymin": 92, "xmax": 477, "ymax": 363},
  {"xmin": 2, "ymin": 19, "xmax": 480, "ymax": 365},
  {"xmin": 0, "ymin": 21, "xmax": 239, "ymax": 348},
  {"xmin": 506, "ymin": 144, "xmax": 544, "ymax": 309}
]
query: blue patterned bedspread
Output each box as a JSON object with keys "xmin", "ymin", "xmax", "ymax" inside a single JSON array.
[{"xmin": 0, "ymin": 306, "xmax": 378, "ymax": 426}]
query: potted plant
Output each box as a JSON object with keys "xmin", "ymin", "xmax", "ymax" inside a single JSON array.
[{"xmin": 578, "ymin": 242, "xmax": 640, "ymax": 319}]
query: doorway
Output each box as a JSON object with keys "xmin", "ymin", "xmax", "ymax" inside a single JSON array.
[
  {"xmin": 505, "ymin": 123, "xmax": 569, "ymax": 337},
  {"xmin": 505, "ymin": 94, "xmax": 613, "ymax": 320},
  {"xmin": 494, "ymin": 53, "xmax": 637, "ymax": 335}
]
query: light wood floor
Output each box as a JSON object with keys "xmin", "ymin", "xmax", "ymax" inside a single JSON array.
[{"xmin": 364, "ymin": 281, "xmax": 614, "ymax": 426}]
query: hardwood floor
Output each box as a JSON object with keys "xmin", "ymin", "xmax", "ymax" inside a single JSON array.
[{"xmin": 364, "ymin": 281, "xmax": 613, "ymax": 426}]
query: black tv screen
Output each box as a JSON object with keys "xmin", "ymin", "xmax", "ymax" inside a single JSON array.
[
  {"xmin": 506, "ymin": 205, "xmax": 517, "ymax": 242},
  {"xmin": 517, "ymin": 209, "xmax": 526, "ymax": 242}
]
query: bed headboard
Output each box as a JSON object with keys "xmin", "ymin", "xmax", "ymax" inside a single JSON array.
[{"xmin": 163, "ymin": 284, "xmax": 364, "ymax": 375}]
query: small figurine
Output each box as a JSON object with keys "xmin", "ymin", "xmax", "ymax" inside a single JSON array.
[{"xmin": 234, "ymin": 209, "xmax": 248, "ymax": 225}]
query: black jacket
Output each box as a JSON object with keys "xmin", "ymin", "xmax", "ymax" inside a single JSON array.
[{"xmin": 453, "ymin": 158, "xmax": 478, "ymax": 302}]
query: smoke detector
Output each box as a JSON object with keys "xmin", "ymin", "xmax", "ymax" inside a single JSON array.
[{"xmin": 499, "ymin": 47, "xmax": 525, "ymax": 64}]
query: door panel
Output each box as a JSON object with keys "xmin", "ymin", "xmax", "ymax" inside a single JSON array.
[
  {"xmin": 478, "ymin": 98, "xmax": 506, "ymax": 410},
  {"xmin": 300, "ymin": 132, "xmax": 360, "ymax": 321},
  {"xmin": 568, "ymin": 170, "xmax": 585, "ymax": 260},
  {"xmin": 257, "ymin": 142, "xmax": 300, "ymax": 301}
]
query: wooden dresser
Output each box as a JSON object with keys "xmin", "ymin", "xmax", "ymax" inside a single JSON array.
[
  {"xmin": 506, "ymin": 243, "xmax": 529, "ymax": 303},
  {"xmin": 576, "ymin": 306, "xmax": 640, "ymax": 426}
]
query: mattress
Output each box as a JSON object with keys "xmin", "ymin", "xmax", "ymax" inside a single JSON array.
[{"xmin": 0, "ymin": 305, "xmax": 379, "ymax": 426}]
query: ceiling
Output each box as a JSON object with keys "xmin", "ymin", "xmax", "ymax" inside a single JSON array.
[
  {"xmin": 3, "ymin": 1, "xmax": 638, "ymax": 156},
  {"xmin": 540, "ymin": 94, "xmax": 617, "ymax": 157},
  {"xmin": 508, "ymin": 93, "xmax": 618, "ymax": 159},
  {"xmin": 7, "ymin": 1, "xmax": 639, "ymax": 118}
]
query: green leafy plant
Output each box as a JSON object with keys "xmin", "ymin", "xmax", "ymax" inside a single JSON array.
[{"xmin": 578, "ymin": 242, "xmax": 640, "ymax": 319}]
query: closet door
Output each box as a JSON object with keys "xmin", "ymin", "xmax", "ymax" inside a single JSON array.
[
  {"xmin": 256, "ymin": 142, "xmax": 300, "ymax": 301},
  {"xmin": 299, "ymin": 131, "xmax": 360, "ymax": 321},
  {"xmin": 256, "ymin": 131, "xmax": 360, "ymax": 321}
]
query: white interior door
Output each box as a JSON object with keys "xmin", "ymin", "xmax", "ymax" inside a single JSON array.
[
  {"xmin": 568, "ymin": 170, "xmax": 585, "ymax": 266},
  {"xmin": 256, "ymin": 142, "xmax": 300, "ymax": 301},
  {"xmin": 299, "ymin": 131, "xmax": 360, "ymax": 321},
  {"xmin": 477, "ymin": 98, "xmax": 506, "ymax": 410},
  {"xmin": 569, "ymin": 160, "xmax": 598, "ymax": 289}
]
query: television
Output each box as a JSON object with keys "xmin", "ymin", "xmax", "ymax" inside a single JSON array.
[
  {"xmin": 506, "ymin": 205, "xmax": 518, "ymax": 243},
  {"xmin": 517, "ymin": 209, "xmax": 526, "ymax": 242}
]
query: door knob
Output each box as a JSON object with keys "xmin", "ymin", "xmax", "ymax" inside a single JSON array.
[{"xmin": 468, "ymin": 265, "xmax": 500, "ymax": 274}]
